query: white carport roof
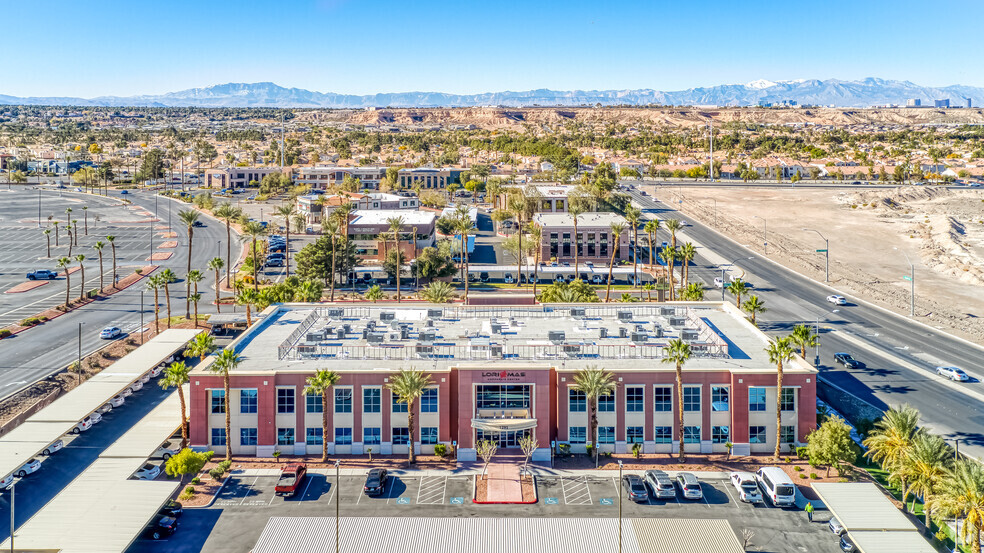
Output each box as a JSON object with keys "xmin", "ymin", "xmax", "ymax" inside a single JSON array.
[
  {"xmin": 100, "ymin": 390, "xmax": 182, "ymax": 459},
  {"xmin": 848, "ymin": 531, "xmax": 936, "ymax": 553},
  {"xmin": 812, "ymin": 482, "xmax": 935, "ymax": 553}
]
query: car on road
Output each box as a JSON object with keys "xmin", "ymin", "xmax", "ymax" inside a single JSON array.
[
  {"xmin": 129, "ymin": 380, "xmax": 144, "ymax": 393},
  {"xmin": 364, "ymin": 468, "xmax": 388, "ymax": 496},
  {"xmin": 26, "ymin": 269, "xmax": 58, "ymax": 280},
  {"xmin": 829, "ymin": 517, "xmax": 846, "ymax": 536},
  {"xmin": 621, "ymin": 474, "xmax": 649, "ymax": 502},
  {"xmin": 72, "ymin": 417, "xmax": 93, "ymax": 434},
  {"xmin": 644, "ymin": 470, "xmax": 676, "ymax": 499},
  {"xmin": 100, "ymin": 326, "xmax": 122, "ymax": 339},
  {"xmin": 937, "ymin": 366, "xmax": 969, "ymax": 381},
  {"xmin": 713, "ymin": 277, "xmax": 725, "ymax": 288},
  {"xmin": 159, "ymin": 500, "xmax": 183, "ymax": 518},
  {"xmin": 42, "ymin": 440, "xmax": 64, "ymax": 456},
  {"xmin": 675, "ymin": 472, "xmax": 703, "ymax": 500},
  {"xmin": 826, "ymin": 294, "xmax": 847, "ymax": 305},
  {"xmin": 729, "ymin": 471, "xmax": 762, "ymax": 503},
  {"xmin": 134, "ymin": 463, "xmax": 161, "ymax": 480},
  {"xmin": 120, "ymin": 189, "xmax": 129, "ymax": 195},
  {"xmin": 833, "ymin": 352, "xmax": 865, "ymax": 370},
  {"xmin": 504, "ymin": 273, "xmax": 514, "ymax": 283},
  {"xmin": 192, "ymin": 221, "xmax": 205, "ymax": 227},
  {"xmin": 143, "ymin": 515, "xmax": 178, "ymax": 540},
  {"xmin": 17, "ymin": 458, "xmax": 42, "ymax": 477}
]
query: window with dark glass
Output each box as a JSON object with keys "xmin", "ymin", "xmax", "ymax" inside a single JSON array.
[
  {"xmin": 684, "ymin": 426, "xmax": 701, "ymax": 444},
  {"xmin": 749, "ymin": 426, "xmax": 766, "ymax": 444},
  {"xmin": 626, "ymin": 386, "xmax": 644, "ymax": 412},
  {"xmin": 683, "ymin": 387, "xmax": 701, "ymax": 412},
  {"xmin": 654, "ymin": 426, "xmax": 672, "ymax": 444},
  {"xmin": 781, "ymin": 388, "xmax": 796, "ymax": 411},
  {"xmin": 711, "ymin": 386, "xmax": 729, "ymax": 412},
  {"xmin": 598, "ymin": 391, "xmax": 615, "ymax": 412},
  {"xmin": 569, "ymin": 389, "xmax": 586, "ymax": 412},
  {"xmin": 334, "ymin": 388, "xmax": 352, "ymax": 413},
  {"xmin": 712, "ymin": 426, "xmax": 730, "ymax": 444},
  {"xmin": 654, "ymin": 387, "xmax": 672, "ymax": 412},
  {"xmin": 240, "ymin": 389, "xmax": 257, "ymax": 414},
  {"xmin": 306, "ymin": 393, "xmax": 323, "ymax": 413},
  {"xmin": 277, "ymin": 388, "xmax": 294, "ymax": 414},
  {"xmin": 392, "ymin": 392, "xmax": 408, "ymax": 413},
  {"xmin": 627, "ymin": 426, "xmax": 644, "ymax": 444},
  {"xmin": 211, "ymin": 428, "xmax": 226, "ymax": 446},
  {"xmin": 421, "ymin": 388, "xmax": 438, "ymax": 413},
  {"xmin": 392, "ymin": 427, "xmax": 409, "ymax": 445},
  {"xmin": 240, "ymin": 428, "xmax": 257, "ymax": 446},
  {"xmin": 277, "ymin": 428, "xmax": 295, "ymax": 446},
  {"xmin": 211, "ymin": 390, "xmax": 225, "ymax": 414},
  {"xmin": 364, "ymin": 388, "xmax": 381, "ymax": 413},
  {"xmin": 749, "ymin": 388, "xmax": 766, "ymax": 412}
]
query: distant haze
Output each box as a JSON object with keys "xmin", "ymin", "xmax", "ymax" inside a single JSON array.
[{"xmin": 0, "ymin": 78, "xmax": 981, "ymax": 109}]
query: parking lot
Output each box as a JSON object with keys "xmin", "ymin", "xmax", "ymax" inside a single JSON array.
[{"xmin": 128, "ymin": 473, "xmax": 842, "ymax": 553}]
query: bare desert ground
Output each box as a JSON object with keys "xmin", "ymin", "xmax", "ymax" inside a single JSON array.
[{"xmin": 663, "ymin": 184, "xmax": 984, "ymax": 342}]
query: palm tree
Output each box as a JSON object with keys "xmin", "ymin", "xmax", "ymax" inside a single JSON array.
[
  {"xmin": 304, "ymin": 369, "xmax": 341, "ymax": 462},
  {"xmin": 742, "ymin": 295, "xmax": 767, "ymax": 325},
  {"xmin": 455, "ymin": 208, "xmax": 475, "ymax": 301},
  {"xmin": 323, "ymin": 217, "xmax": 340, "ymax": 301},
  {"xmin": 644, "ymin": 219, "xmax": 660, "ymax": 270},
  {"xmin": 679, "ymin": 242, "xmax": 697, "ymax": 287},
  {"xmin": 43, "ymin": 228, "xmax": 52, "ymax": 257},
  {"xmin": 643, "ymin": 282, "xmax": 655, "ymax": 302},
  {"xmin": 240, "ymin": 221, "xmax": 267, "ymax": 292},
  {"xmin": 147, "ymin": 274, "xmax": 163, "ymax": 334},
  {"xmin": 210, "ymin": 348, "xmax": 241, "ymax": 461},
  {"xmin": 53, "ymin": 221, "xmax": 60, "ymax": 247},
  {"xmin": 509, "ymin": 195, "xmax": 531, "ymax": 288},
  {"xmin": 187, "ymin": 270, "xmax": 204, "ymax": 326},
  {"xmin": 57, "ymin": 257, "xmax": 72, "ymax": 307},
  {"xmin": 364, "ymin": 285, "xmax": 384, "ymax": 303},
  {"xmin": 160, "ymin": 361, "xmax": 193, "ymax": 449},
  {"xmin": 604, "ymin": 222, "xmax": 625, "ymax": 302},
  {"xmin": 725, "ymin": 278, "xmax": 749, "ymax": 309},
  {"xmin": 72, "ymin": 220, "xmax": 78, "ymax": 247},
  {"xmin": 178, "ymin": 209, "xmax": 201, "ymax": 319},
  {"xmin": 186, "ymin": 332, "xmax": 215, "ymax": 364},
  {"xmin": 903, "ymin": 433, "xmax": 951, "ymax": 522},
  {"xmin": 659, "ymin": 247, "xmax": 677, "ymax": 301},
  {"xmin": 789, "ymin": 324, "xmax": 817, "ymax": 358},
  {"xmin": 864, "ymin": 405, "xmax": 921, "ymax": 504},
  {"xmin": 275, "ymin": 205, "xmax": 296, "ymax": 277},
  {"xmin": 624, "ymin": 207, "xmax": 641, "ymax": 285},
  {"xmin": 66, "ymin": 224, "xmax": 73, "ymax": 257},
  {"xmin": 527, "ymin": 223, "xmax": 542, "ymax": 298},
  {"xmin": 932, "ymin": 460, "xmax": 984, "ymax": 553},
  {"xmin": 93, "ymin": 241, "xmax": 105, "ymax": 291},
  {"xmin": 82, "ymin": 205, "xmax": 88, "ymax": 235},
  {"xmin": 665, "ymin": 219, "xmax": 683, "ymax": 252},
  {"xmin": 681, "ymin": 282, "xmax": 705, "ymax": 301},
  {"xmin": 421, "ymin": 281, "xmax": 455, "ymax": 303},
  {"xmin": 106, "ymin": 235, "xmax": 117, "ymax": 287},
  {"xmin": 387, "ymin": 215, "xmax": 406, "ymax": 302},
  {"xmin": 386, "ymin": 368, "xmax": 434, "ymax": 465},
  {"xmin": 765, "ymin": 336, "xmax": 795, "ymax": 458},
  {"xmin": 208, "ymin": 257, "xmax": 225, "ymax": 313},
  {"xmin": 237, "ymin": 287, "xmax": 259, "ymax": 326},
  {"xmin": 568, "ymin": 196, "xmax": 586, "ymax": 273},
  {"xmin": 75, "ymin": 254, "xmax": 86, "ymax": 301},
  {"xmin": 159, "ymin": 268, "xmax": 177, "ymax": 327},
  {"xmin": 212, "ymin": 204, "xmax": 242, "ymax": 287},
  {"xmin": 571, "ymin": 366, "xmax": 617, "ymax": 463},
  {"xmin": 296, "ymin": 280, "xmax": 323, "ymax": 302},
  {"xmin": 661, "ymin": 339, "xmax": 692, "ymax": 461}
]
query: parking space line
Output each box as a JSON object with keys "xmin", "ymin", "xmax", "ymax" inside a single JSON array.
[
  {"xmin": 326, "ymin": 478, "xmax": 337, "ymax": 505},
  {"xmin": 611, "ymin": 476, "xmax": 620, "ymax": 499},
  {"xmin": 700, "ymin": 484, "xmax": 711, "ymax": 507},
  {"xmin": 383, "ymin": 478, "xmax": 396, "ymax": 503},
  {"xmin": 440, "ymin": 475, "xmax": 447, "ymax": 505},
  {"xmin": 238, "ymin": 477, "xmax": 259, "ymax": 506},
  {"xmin": 721, "ymin": 481, "xmax": 741, "ymax": 509},
  {"xmin": 299, "ymin": 476, "xmax": 315, "ymax": 501}
]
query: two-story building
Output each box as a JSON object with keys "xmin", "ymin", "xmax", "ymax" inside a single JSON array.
[
  {"xmin": 347, "ymin": 209, "xmax": 436, "ymax": 261},
  {"xmin": 295, "ymin": 166, "xmax": 388, "ymax": 190},
  {"xmin": 532, "ymin": 212, "xmax": 630, "ymax": 266},
  {"xmin": 397, "ymin": 167, "xmax": 464, "ymax": 190},
  {"xmin": 205, "ymin": 167, "xmax": 287, "ymax": 189}
]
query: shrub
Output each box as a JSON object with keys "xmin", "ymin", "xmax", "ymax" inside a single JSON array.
[
  {"xmin": 585, "ymin": 444, "xmax": 594, "ymax": 457},
  {"xmin": 632, "ymin": 442, "xmax": 642, "ymax": 458},
  {"xmin": 191, "ymin": 477, "xmax": 200, "ymax": 484},
  {"xmin": 209, "ymin": 467, "xmax": 225, "ymax": 479},
  {"xmin": 799, "ymin": 473, "xmax": 808, "ymax": 479},
  {"xmin": 796, "ymin": 446, "xmax": 809, "ymax": 460},
  {"xmin": 433, "ymin": 444, "xmax": 448, "ymax": 457},
  {"xmin": 794, "ymin": 466, "xmax": 803, "ymax": 472},
  {"xmin": 0, "ymin": 329, "xmax": 11, "ymax": 338},
  {"xmin": 810, "ymin": 473, "xmax": 820, "ymax": 480},
  {"xmin": 557, "ymin": 443, "xmax": 571, "ymax": 456},
  {"xmin": 784, "ymin": 456, "xmax": 792, "ymax": 463},
  {"xmin": 19, "ymin": 317, "xmax": 41, "ymax": 327},
  {"xmin": 217, "ymin": 460, "xmax": 232, "ymax": 473},
  {"xmin": 179, "ymin": 486, "xmax": 195, "ymax": 500}
]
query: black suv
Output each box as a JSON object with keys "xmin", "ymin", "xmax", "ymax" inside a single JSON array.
[
  {"xmin": 159, "ymin": 499, "xmax": 183, "ymax": 518},
  {"xmin": 364, "ymin": 468, "xmax": 388, "ymax": 496},
  {"xmin": 143, "ymin": 515, "xmax": 178, "ymax": 540},
  {"xmin": 834, "ymin": 353, "xmax": 865, "ymax": 369}
]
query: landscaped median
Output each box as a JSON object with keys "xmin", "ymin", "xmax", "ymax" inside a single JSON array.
[{"xmin": 472, "ymin": 472, "xmax": 538, "ymax": 504}]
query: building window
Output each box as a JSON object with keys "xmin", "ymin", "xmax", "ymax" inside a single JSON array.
[
  {"xmin": 392, "ymin": 393, "xmax": 408, "ymax": 413},
  {"xmin": 781, "ymin": 425, "xmax": 797, "ymax": 444},
  {"xmin": 568, "ymin": 389, "xmax": 586, "ymax": 412},
  {"xmin": 421, "ymin": 427, "xmax": 438, "ymax": 445},
  {"xmin": 306, "ymin": 393, "xmax": 323, "ymax": 413},
  {"xmin": 626, "ymin": 387, "xmax": 644, "ymax": 412},
  {"xmin": 781, "ymin": 388, "xmax": 796, "ymax": 411},
  {"xmin": 712, "ymin": 426, "xmax": 730, "ymax": 444},
  {"xmin": 334, "ymin": 427, "xmax": 352, "ymax": 445},
  {"xmin": 749, "ymin": 426, "xmax": 767, "ymax": 444},
  {"xmin": 421, "ymin": 388, "xmax": 438, "ymax": 413},
  {"xmin": 240, "ymin": 389, "xmax": 257, "ymax": 414},
  {"xmin": 627, "ymin": 426, "xmax": 644, "ymax": 444},
  {"xmin": 711, "ymin": 386, "xmax": 729, "ymax": 412},
  {"xmin": 211, "ymin": 427, "xmax": 226, "ymax": 446},
  {"xmin": 363, "ymin": 427, "xmax": 381, "ymax": 445},
  {"xmin": 277, "ymin": 428, "xmax": 295, "ymax": 446},
  {"xmin": 654, "ymin": 387, "xmax": 672, "ymax": 412},
  {"xmin": 306, "ymin": 428, "xmax": 323, "ymax": 446},
  {"xmin": 683, "ymin": 387, "xmax": 701, "ymax": 412},
  {"xmin": 209, "ymin": 389, "xmax": 226, "ymax": 414},
  {"xmin": 749, "ymin": 388, "xmax": 766, "ymax": 412},
  {"xmin": 683, "ymin": 426, "xmax": 701, "ymax": 444},
  {"xmin": 334, "ymin": 388, "xmax": 352, "ymax": 413},
  {"xmin": 363, "ymin": 388, "xmax": 381, "ymax": 413},
  {"xmin": 598, "ymin": 426, "xmax": 616, "ymax": 444},
  {"xmin": 277, "ymin": 388, "xmax": 295, "ymax": 414},
  {"xmin": 392, "ymin": 427, "xmax": 409, "ymax": 445},
  {"xmin": 654, "ymin": 426, "xmax": 672, "ymax": 444},
  {"xmin": 476, "ymin": 385, "xmax": 531, "ymax": 410},
  {"xmin": 598, "ymin": 391, "xmax": 615, "ymax": 412},
  {"xmin": 240, "ymin": 428, "xmax": 257, "ymax": 446},
  {"xmin": 569, "ymin": 426, "xmax": 586, "ymax": 444}
]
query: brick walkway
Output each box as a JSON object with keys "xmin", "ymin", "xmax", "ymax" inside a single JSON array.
[{"xmin": 485, "ymin": 454, "xmax": 523, "ymax": 502}]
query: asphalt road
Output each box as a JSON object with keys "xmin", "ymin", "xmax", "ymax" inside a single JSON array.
[
  {"xmin": 0, "ymin": 188, "xmax": 240, "ymax": 401},
  {"xmin": 624, "ymin": 184, "xmax": 984, "ymax": 458}
]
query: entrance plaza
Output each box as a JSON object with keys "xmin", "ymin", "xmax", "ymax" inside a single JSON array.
[{"xmin": 189, "ymin": 303, "xmax": 816, "ymax": 462}]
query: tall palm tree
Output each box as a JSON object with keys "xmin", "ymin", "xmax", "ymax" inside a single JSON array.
[
  {"xmin": 903, "ymin": 433, "xmax": 951, "ymax": 522},
  {"xmin": 725, "ymin": 278, "xmax": 749, "ymax": 309},
  {"xmin": 106, "ymin": 235, "xmax": 117, "ymax": 287},
  {"xmin": 659, "ymin": 247, "xmax": 677, "ymax": 301},
  {"xmin": 75, "ymin": 254, "xmax": 86, "ymax": 301},
  {"xmin": 212, "ymin": 203, "xmax": 242, "ymax": 287},
  {"xmin": 186, "ymin": 332, "xmax": 215, "ymax": 364},
  {"xmin": 53, "ymin": 221, "xmax": 60, "ymax": 247},
  {"xmin": 508, "ymin": 194, "xmax": 533, "ymax": 288},
  {"xmin": 210, "ymin": 348, "xmax": 241, "ymax": 461},
  {"xmin": 932, "ymin": 460, "xmax": 984, "ymax": 553},
  {"xmin": 741, "ymin": 295, "xmax": 767, "ymax": 325},
  {"xmin": 240, "ymin": 221, "xmax": 267, "ymax": 292},
  {"xmin": 66, "ymin": 224, "xmax": 73, "ymax": 257},
  {"xmin": 661, "ymin": 339, "xmax": 692, "ymax": 461},
  {"xmin": 237, "ymin": 287, "xmax": 260, "ymax": 326},
  {"xmin": 43, "ymin": 228, "xmax": 51, "ymax": 257},
  {"xmin": 386, "ymin": 368, "xmax": 434, "ymax": 465},
  {"xmin": 665, "ymin": 219, "xmax": 683, "ymax": 252},
  {"xmin": 159, "ymin": 268, "xmax": 177, "ymax": 327},
  {"xmin": 864, "ymin": 405, "xmax": 921, "ymax": 504},
  {"xmin": 82, "ymin": 205, "xmax": 88, "ymax": 235},
  {"xmin": 679, "ymin": 242, "xmax": 697, "ymax": 287},
  {"xmin": 72, "ymin": 220, "xmax": 78, "ymax": 247},
  {"xmin": 624, "ymin": 207, "xmax": 641, "ymax": 285},
  {"xmin": 159, "ymin": 361, "xmax": 192, "ymax": 449},
  {"xmin": 178, "ymin": 209, "xmax": 201, "ymax": 319},
  {"xmin": 275, "ymin": 205, "xmax": 296, "ymax": 277},
  {"xmin": 57, "ymin": 256, "xmax": 72, "ymax": 307},
  {"xmin": 644, "ymin": 219, "xmax": 660, "ymax": 270},
  {"xmin": 527, "ymin": 223, "xmax": 542, "ymax": 298},
  {"xmin": 147, "ymin": 274, "xmax": 163, "ymax": 334},
  {"xmin": 387, "ymin": 215, "xmax": 406, "ymax": 302},
  {"xmin": 304, "ymin": 369, "xmax": 341, "ymax": 462},
  {"xmin": 93, "ymin": 241, "xmax": 105, "ymax": 291},
  {"xmin": 681, "ymin": 282, "xmax": 705, "ymax": 301},
  {"xmin": 568, "ymin": 191, "xmax": 587, "ymax": 274},
  {"xmin": 604, "ymin": 222, "xmax": 625, "ymax": 302},
  {"xmin": 571, "ymin": 366, "xmax": 618, "ymax": 462},
  {"xmin": 187, "ymin": 269, "xmax": 204, "ymax": 326},
  {"xmin": 208, "ymin": 257, "xmax": 225, "ymax": 313},
  {"xmin": 789, "ymin": 324, "xmax": 817, "ymax": 359},
  {"xmin": 323, "ymin": 217, "xmax": 340, "ymax": 301},
  {"xmin": 765, "ymin": 336, "xmax": 795, "ymax": 458}
]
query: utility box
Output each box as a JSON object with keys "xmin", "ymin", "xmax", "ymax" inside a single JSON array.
[
  {"xmin": 631, "ymin": 332, "xmax": 648, "ymax": 344},
  {"xmin": 427, "ymin": 309, "xmax": 443, "ymax": 319},
  {"xmin": 617, "ymin": 311, "xmax": 633, "ymax": 323},
  {"xmin": 570, "ymin": 307, "xmax": 586, "ymax": 319},
  {"xmin": 548, "ymin": 330, "xmax": 566, "ymax": 344},
  {"xmin": 380, "ymin": 311, "xmax": 395, "ymax": 321}
]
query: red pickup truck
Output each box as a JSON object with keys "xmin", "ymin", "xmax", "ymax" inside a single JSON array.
[{"xmin": 274, "ymin": 463, "xmax": 307, "ymax": 497}]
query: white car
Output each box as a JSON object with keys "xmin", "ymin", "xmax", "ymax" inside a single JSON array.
[
  {"xmin": 713, "ymin": 277, "xmax": 725, "ymax": 288},
  {"xmin": 729, "ymin": 471, "xmax": 763, "ymax": 503},
  {"xmin": 72, "ymin": 418, "xmax": 93, "ymax": 434},
  {"xmin": 100, "ymin": 326, "xmax": 122, "ymax": 339},
  {"xmin": 121, "ymin": 387, "xmax": 133, "ymax": 398},
  {"xmin": 154, "ymin": 441, "xmax": 178, "ymax": 461},
  {"xmin": 826, "ymin": 295, "xmax": 847, "ymax": 305},
  {"xmin": 110, "ymin": 394, "xmax": 125, "ymax": 407},
  {"xmin": 149, "ymin": 364, "xmax": 164, "ymax": 378},
  {"xmin": 97, "ymin": 403, "xmax": 113, "ymax": 415},
  {"xmin": 937, "ymin": 366, "xmax": 969, "ymax": 382},
  {"xmin": 138, "ymin": 372, "xmax": 151, "ymax": 384},
  {"xmin": 16, "ymin": 458, "xmax": 42, "ymax": 477},
  {"xmin": 42, "ymin": 440, "xmax": 64, "ymax": 456},
  {"xmin": 88, "ymin": 412, "xmax": 102, "ymax": 425},
  {"xmin": 134, "ymin": 463, "xmax": 161, "ymax": 480},
  {"xmin": 129, "ymin": 380, "xmax": 144, "ymax": 393},
  {"xmin": 0, "ymin": 474, "xmax": 12, "ymax": 489}
]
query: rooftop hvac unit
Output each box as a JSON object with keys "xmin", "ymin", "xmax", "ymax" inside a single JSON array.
[
  {"xmin": 425, "ymin": 319, "xmax": 434, "ymax": 327},
  {"xmin": 305, "ymin": 331, "xmax": 323, "ymax": 344},
  {"xmin": 635, "ymin": 324, "xmax": 646, "ymax": 332},
  {"xmin": 326, "ymin": 308, "xmax": 343, "ymax": 318},
  {"xmin": 660, "ymin": 307, "xmax": 676, "ymax": 316},
  {"xmin": 598, "ymin": 327, "xmax": 608, "ymax": 339},
  {"xmin": 380, "ymin": 311, "xmax": 395, "ymax": 321},
  {"xmin": 427, "ymin": 309, "xmax": 443, "ymax": 319},
  {"xmin": 366, "ymin": 320, "xmax": 376, "ymax": 331},
  {"xmin": 653, "ymin": 326, "xmax": 664, "ymax": 338},
  {"xmin": 618, "ymin": 327, "xmax": 629, "ymax": 338},
  {"xmin": 343, "ymin": 324, "xmax": 352, "ymax": 333},
  {"xmin": 400, "ymin": 327, "xmax": 410, "ymax": 340},
  {"xmin": 419, "ymin": 330, "xmax": 436, "ymax": 342},
  {"xmin": 297, "ymin": 345, "xmax": 316, "ymax": 358},
  {"xmin": 390, "ymin": 320, "xmax": 402, "ymax": 330},
  {"xmin": 617, "ymin": 310, "xmax": 633, "ymax": 323},
  {"xmin": 570, "ymin": 307, "xmax": 586, "ymax": 319},
  {"xmin": 388, "ymin": 333, "xmax": 400, "ymax": 341},
  {"xmin": 490, "ymin": 344, "xmax": 504, "ymax": 358},
  {"xmin": 669, "ymin": 317, "xmax": 686, "ymax": 328},
  {"xmin": 491, "ymin": 323, "xmax": 502, "ymax": 334},
  {"xmin": 563, "ymin": 344, "xmax": 581, "ymax": 357},
  {"xmin": 681, "ymin": 329, "xmax": 699, "ymax": 342},
  {"xmin": 548, "ymin": 330, "xmax": 566, "ymax": 344},
  {"xmin": 367, "ymin": 332, "xmax": 386, "ymax": 344},
  {"xmin": 415, "ymin": 344, "xmax": 434, "ymax": 357},
  {"xmin": 631, "ymin": 332, "xmax": 648, "ymax": 344},
  {"xmin": 361, "ymin": 329, "xmax": 369, "ymax": 339},
  {"xmin": 335, "ymin": 328, "xmax": 346, "ymax": 339}
]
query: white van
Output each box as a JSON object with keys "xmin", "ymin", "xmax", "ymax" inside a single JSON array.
[{"xmin": 755, "ymin": 466, "xmax": 796, "ymax": 506}]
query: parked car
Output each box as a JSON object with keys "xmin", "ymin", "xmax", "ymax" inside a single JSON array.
[
  {"xmin": 0, "ymin": 474, "xmax": 12, "ymax": 489},
  {"xmin": 159, "ymin": 499, "xmax": 183, "ymax": 518},
  {"xmin": 275, "ymin": 464, "xmax": 308, "ymax": 497},
  {"xmin": 829, "ymin": 517, "xmax": 846, "ymax": 536},
  {"xmin": 110, "ymin": 394, "xmax": 125, "ymax": 407},
  {"xmin": 504, "ymin": 273, "xmax": 514, "ymax": 283},
  {"xmin": 937, "ymin": 366, "xmax": 969, "ymax": 381},
  {"xmin": 826, "ymin": 294, "xmax": 847, "ymax": 305},
  {"xmin": 143, "ymin": 515, "xmax": 178, "ymax": 540},
  {"xmin": 729, "ymin": 471, "xmax": 762, "ymax": 503},
  {"xmin": 149, "ymin": 364, "xmax": 164, "ymax": 378},
  {"xmin": 833, "ymin": 352, "xmax": 865, "ymax": 370},
  {"xmin": 756, "ymin": 466, "xmax": 796, "ymax": 506},
  {"xmin": 134, "ymin": 463, "xmax": 161, "ymax": 480},
  {"xmin": 621, "ymin": 474, "xmax": 649, "ymax": 502},
  {"xmin": 26, "ymin": 269, "xmax": 58, "ymax": 280},
  {"xmin": 17, "ymin": 458, "xmax": 42, "ymax": 477},
  {"xmin": 363, "ymin": 468, "xmax": 388, "ymax": 496},
  {"xmin": 266, "ymin": 259, "xmax": 285, "ymax": 267},
  {"xmin": 192, "ymin": 221, "xmax": 205, "ymax": 227},
  {"xmin": 591, "ymin": 274, "xmax": 605, "ymax": 284},
  {"xmin": 644, "ymin": 469, "xmax": 676, "ymax": 499},
  {"xmin": 479, "ymin": 272, "xmax": 490, "ymax": 282},
  {"xmin": 72, "ymin": 417, "xmax": 93, "ymax": 434},
  {"xmin": 100, "ymin": 326, "xmax": 122, "ymax": 339},
  {"xmin": 554, "ymin": 274, "xmax": 565, "ymax": 283},
  {"xmin": 130, "ymin": 380, "xmax": 144, "ymax": 393},
  {"xmin": 121, "ymin": 387, "xmax": 133, "ymax": 398},
  {"xmin": 154, "ymin": 441, "xmax": 178, "ymax": 461},
  {"xmin": 97, "ymin": 403, "xmax": 114, "ymax": 415},
  {"xmin": 138, "ymin": 372, "xmax": 151, "ymax": 384},
  {"xmin": 839, "ymin": 535, "xmax": 857, "ymax": 552},
  {"xmin": 713, "ymin": 277, "xmax": 725, "ymax": 288},
  {"xmin": 42, "ymin": 440, "xmax": 64, "ymax": 456},
  {"xmin": 675, "ymin": 472, "xmax": 703, "ymax": 500}
]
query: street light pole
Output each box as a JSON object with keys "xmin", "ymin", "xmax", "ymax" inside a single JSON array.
[
  {"xmin": 140, "ymin": 291, "xmax": 145, "ymax": 345},
  {"xmin": 335, "ymin": 459, "xmax": 341, "ymax": 553},
  {"xmin": 618, "ymin": 460, "xmax": 623, "ymax": 553},
  {"xmin": 803, "ymin": 228, "xmax": 829, "ymax": 282},
  {"xmin": 9, "ymin": 477, "xmax": 14, "ymax": 553},
  {"xmin": 77, "ymin": 322, "xmax": 83, "ymax": 384}
]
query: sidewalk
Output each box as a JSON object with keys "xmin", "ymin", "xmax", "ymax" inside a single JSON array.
[{"xmin": 230, "ymin": 465, "xmax": 733, "ymax": 480}]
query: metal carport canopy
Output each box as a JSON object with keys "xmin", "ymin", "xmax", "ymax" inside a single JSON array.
[{"xmin": 812, "ymin": 482, "xmax": 935, "ymax": 553}]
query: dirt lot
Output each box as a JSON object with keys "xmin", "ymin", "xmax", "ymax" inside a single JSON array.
[{"xmin": 667, "ymin": 184, "xmax": 984, "ymax": 342}]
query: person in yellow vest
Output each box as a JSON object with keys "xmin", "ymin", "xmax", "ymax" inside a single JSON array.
[{"xmin": 805, "ymin": 501, "xmax": 814, "ymax": 522}]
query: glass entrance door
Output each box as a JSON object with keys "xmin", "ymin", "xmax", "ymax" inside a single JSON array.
[{"xmin": 476, "ymin": 429, "xmax": 530, "ymax": 448}]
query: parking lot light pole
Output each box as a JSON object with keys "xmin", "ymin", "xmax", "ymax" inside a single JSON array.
[
  {"xmin": 335, "ymin": 459, "xmax": 340, "ymax": 553},
  {"xmin": 140, "ymin": 291, "xmax": 145, "ymax": 345},
  {"xmin": 802, "ymin": 228, "xmax": 829, "ymax": 282},
  {"xmin": 618, "ymin": 460, "xmax": 623, "ymax": 553},
  {"xmin": 9, "ymin": 476, "xmax": 14, "ymax": 553},
  {"xmin": 77, "ymin": 322, "xmax": 84, "ymax": 384}
]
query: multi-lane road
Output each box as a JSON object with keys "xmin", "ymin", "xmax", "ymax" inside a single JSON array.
[{"xmin": 623, "ymin": 183, "xmax": 984, "ymax": 458}]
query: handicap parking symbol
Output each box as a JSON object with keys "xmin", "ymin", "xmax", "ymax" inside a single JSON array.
[
  {"xmin": 396, "ymin": 497, "xmax": 410, "ymax": 505},
  {"xmin": 545, "ymin": 497, "xmax": 559, "ymax": 505},
  {"xmin": 599, "ymin": 498, "xmax": 614, "ymax": 505},
  {"xmin": 450, "ymin": 497, "xmax": 465, "ymax": 505}
]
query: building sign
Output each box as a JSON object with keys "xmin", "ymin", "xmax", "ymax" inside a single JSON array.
[{"xmin": 480, "ymin": 371, "xmax": 527, "ymax": 382}]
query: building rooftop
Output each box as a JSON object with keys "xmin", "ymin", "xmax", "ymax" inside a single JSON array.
[
  {"xmin": 200, "ymin": 303, "xmax": 813, "ymax": 375},
  {"xmin": 533, "ymin": 212, "xmax": 628, "ymax": 228},
  {"xmin": 505, "ymin": 182, "xmax": 576, "ymax": 198},
  {"xmin": 349, "ymin": 209, "xmax": 436, "ymax": 226}
]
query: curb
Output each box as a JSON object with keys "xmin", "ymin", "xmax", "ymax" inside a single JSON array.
[{"xmin": 182, "ymin": 474, "xmax": 232, "ymax": 509}]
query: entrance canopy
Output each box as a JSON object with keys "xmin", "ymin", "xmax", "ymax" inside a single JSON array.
[{"xmin": 471, "ymin": 418, "xmax": 537, "ymax": 432}]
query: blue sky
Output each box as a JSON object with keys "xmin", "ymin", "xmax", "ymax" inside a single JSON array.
[{"xmin": 4, "ymin": 0, "xmax": 983, "ymax": 97}]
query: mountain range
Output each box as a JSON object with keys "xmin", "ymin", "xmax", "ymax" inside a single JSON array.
[{"xmin": 1, "ymin": 78, "xmax": 981, "ymax": 108}]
